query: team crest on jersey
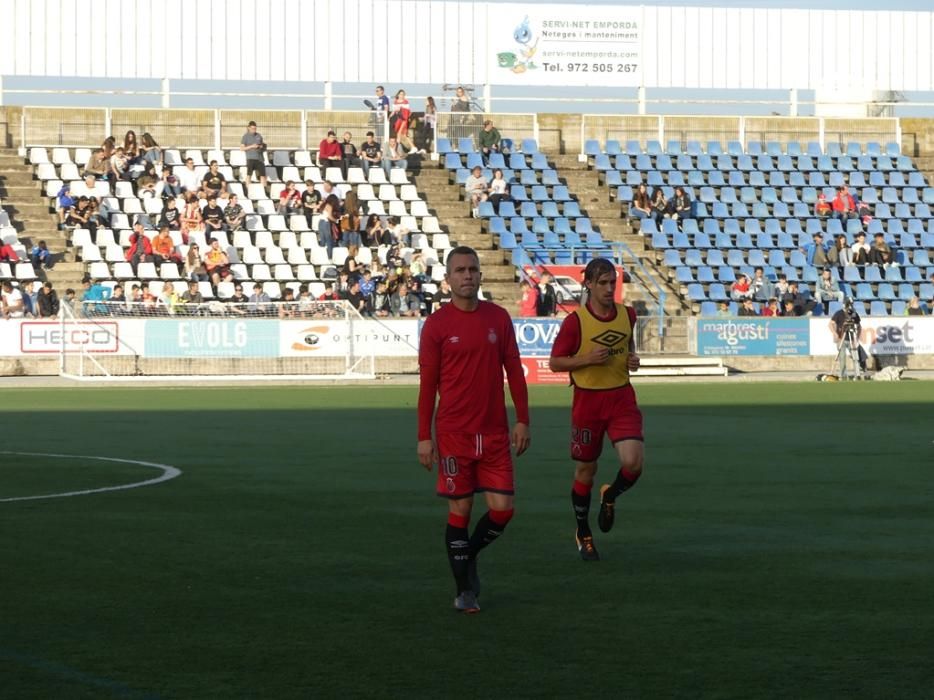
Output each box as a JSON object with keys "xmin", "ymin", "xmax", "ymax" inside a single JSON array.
[
  {"xmin": 591, "ymin": 329, "xmax": 627, "ymax": 347},
  {"xmin": 488, "ymin": 328, "xmax": 498, "ymax": 344}
]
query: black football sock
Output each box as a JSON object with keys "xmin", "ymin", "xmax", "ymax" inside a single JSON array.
[
  {"xmin": 572, "ymin": 480, "xmax": 593, "ymax": 538},
  {"xmin": 446, "ymin": 518, "xmax": 471, "ymax": 595},
  {"xmin": 469, "ymin": 509, "xmax": 514, "ymax": 556},
  {"xmin": 603, "ymin": 468, "xmax": 641, "ymax": 503}
]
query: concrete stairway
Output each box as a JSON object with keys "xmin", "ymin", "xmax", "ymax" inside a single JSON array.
[
  {"xmin": 0, "ymin": 149, "xmax": 85, "ymax": 294},
  {"xmin": 409, "ymin": 162, "xmax": 522, "ymax": 307},
  {"xmin": 549, "ymin": 154, "xmax": 688, "ymax": 316}
]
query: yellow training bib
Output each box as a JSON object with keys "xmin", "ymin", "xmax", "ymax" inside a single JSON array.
[{"xmin": 570, "ymin": 304, "xmax": 632, "ymax": 390}]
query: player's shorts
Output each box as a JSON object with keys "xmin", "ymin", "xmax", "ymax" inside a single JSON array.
[
  {"xmin": 246, "ymin": 159, "xmax": 265, "ymax": 179},
  {"xmin": 436, "ymin": 432, "xmax": 514, "ymax": 499},
  {"xmin": 570, "ymin": 384, "xmax": 643, "ymax": 462}
]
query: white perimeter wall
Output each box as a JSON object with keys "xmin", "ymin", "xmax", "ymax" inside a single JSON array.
[{"xmin": 1, "ymin": 0, "xmax": 933, "ymax": 92}]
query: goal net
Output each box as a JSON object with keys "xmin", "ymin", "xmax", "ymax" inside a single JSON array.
[{"xmin": 58, "ymin": 299, "xmax": 380, "ymax": 380}]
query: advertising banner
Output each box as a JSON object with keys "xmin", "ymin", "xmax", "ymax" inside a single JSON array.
[
  {"xmin": 280, "ymin": 320, "xmax": 419, "ymax": 358},
  {"xmin": 144, "ymin": 319, "xmax": 280, "ymax": 358},
  {"xmin": 520, "ymin": 357, "xmax": 568, "ymax": 385},
  {"xmin": 695, "ymin": 318, "xmax": 810, "ymax": 356},
  {"xmin": 489, "ymin": 4, "xmax": 642, "ymax": 87},
  {"xmin": 511, "ymin": 318, "xmax": 563, "ymax": 357},
  {"xmin": 0, "ymin": 319, "xmax": 144, "ymax": 356},
  {"xmin": 809, "ymin": 316, "xmax": 934, "ymax": 356}
]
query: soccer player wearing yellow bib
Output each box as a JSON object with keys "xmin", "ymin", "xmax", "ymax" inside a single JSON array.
[{"xmin": 549, "ymin": 258, "xmax": 643, "ymax": 561}]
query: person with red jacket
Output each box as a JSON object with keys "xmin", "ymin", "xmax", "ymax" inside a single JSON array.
[
  {"xmin": 317, "ymin": 130, "xmax": 343, "ymax": 169},
  {"xmin": 391, "ymin": 89, "xmax": 414, "ymax": 150},
  {"xmin": 832, "ymin": 186, "xmax": 857, "ymax": 220},
  {"xmin": 125, "ymin": 223, "xmax": 154, "ymax": 273}
]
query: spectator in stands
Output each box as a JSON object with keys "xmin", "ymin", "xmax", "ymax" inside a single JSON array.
[
  {"xmin": 479, "ymin": 120, "xmax": 502, "ymax": 164},
  {"xmin": 241, "ymin": 120, "xmax": 268, "ymax": 189},
  {"xmin": 391, "ymin": 282, "xmax": 421, "ymax": 317},
  {"xmin": 816, "ymin": 268, "xmax": 845, "ymax": 308},
  {"xmin": 850, "ymin": 231, "xmax": 870, "ymax": 265},
  {"xmin": 782, "ymin": 282, "xmax": 815, "ymax": 316},
  {"xmin": 737, "ymin": 298, "xmax": 757, "ymax": 317},
  {"xmin": 781, "ymin": 299, "xmax": 797, "ymax": 317},
  {"xmin": 408, "ymin": 251, "xmax": 428, "ymax": 282},
  {"xmin": 630, "ymin": 183, "xmax": 651, "ymax": 220},
  {"xmin": 80, "ymin": 278, "xmax": 112, "ymax": 316},
  {"xmin": 156, "ymin": 281, "xmax": 181, "ymax": 315},
  {"xmin": 228, "ymin": 283, "xmax": 249, "ymax": 314},
  {"xmin": 178, "ymin": 157, "xmax": 201, "ymax": 194},
  {"xmin": 316, "ymin": 181, "xmax": 341, "ymax": 210},
  {"xmin": 277, "ymin": 288, "xmax": 298, "ymax": 318},
  {"xmin": 465, "ymin": 165, "xmax": 488, "ymax": 215},
  {"xmin": 247, "ymin": 283, "xmax": 272, "ymax": 315},
  {"xmin": 87, "ymin": 197, "xmax": 105, "ymax": 233},
  {"xmin": 391, "ymin": 90, "xmax": 415, "ymax": 151},
  {"xmin": 202, "ymin": 160, "xmax": 227, "ymax": 198},
  {"xmin": 161, "ymin": 166, "xmax": 182, "ymax": 200},
  {"xmin": 180, "ymin": 280, "xmax": 203, "ymax": 312},
  {"xmin": 276, "ymin": 181, "xmax": 301, "ymax": 216},
  {"xmin": 140, "ymin": 133, "xmax": 162, "ymax": 176},
  {"xmin": 123, "ymin": 130, "xmax": 140, "ymax": 165},
  {"xmin": 158, "ymin": 196, "xmax": 182, "ymax": 232},
  {"xmin": 517, "ymin": 280, "xmax": 539, "ymax": 317},
  {"xmin": 344, "ymin": 279, "xmax": 367, "ymax": 314},
  {"xmin": 317, "ymin": 194, "xmax": 342, "ymax": 257},
  {"xmin": 317, "ymin": 130, "xmax": 343, "ymax": 170},
  {"xmin": 730, "ymin": 274, "xmax": 753, "ymax": 301},
  {"xmin": 137, "ymin": 174, "xmax": 158, "ymax": 199},
  {"xmin": 83, "ymin": 148, "xmax": 110, "ymax": 187},
  {"xmin": 774, "ymin": 273, "xmax": 789, "ymax": 300},
  {"xmin": 383, "ymin": 136, "xmax": 409, "ymax": 176},
  {"xmin": 202, "ymin": 195, "xmax": 225, "ymax": 236},
  {"xmin": 37, "ymin": 281, "xmax": 60, "ymax": 318},
  {"xmin": 19, "ymin": 280, "xmax": 38, "ymax": 318},
  {"xmin": 364, "ymin": 214, "xmax": 386, "ymax": 247},
  {"xmin": 715, "ymin": 301, "xmax": 730, "ymax": 317},
  {"xmin": 868, "ymin": 232, "xmax": 894, "ymax": 270},
  {"xmin": 224, "ymin": 194, "xmax": 245, "ymax": 232},
  {"xmin": 671, "ymin": 186, "xmax": 693, "ymax": 222},
  {"xmin": 452, "ymin": 86, "xmax": 470, "ymax": 112},
  {"xmin": 296, "ymin": 284, "xmax": 315, "ymax": 317},
  {"xmin": 410, "ymin": 109, "xmax": 433, "ymax": 154},
  {"xmin": 340, "ymin": 132, "xmax": 360, "ymax": 176},
  {"xmin": 181, "ymin": 191, "xmax": 204, "ymax": 238},
  {"xmin": 359, "ymin": 131, "xmax": 383, "ymax": 177},
  {"xmin": 56, "ymin": 184, "xmax": 75, "ymax": 230},
  {"xmin": 815, "ymin": 192, "xmax": 832, "ymax": 218},
  {"xmin": 126, "ymin": 223, "xmax": 154, "ymax": 273},
  {"xmin": 318, "ymin": 282, "xmax": 341, "ymax": 301},
  {"xmin": 106, "ymin": 285, "xmax": 129, "ymax": 316},
  {"xmin": 906, "ymin": 297, "xmax": 925, "ymax": 316},
  {"xmin": 110, "ymin": 147, "xmax": 130, "ymax": 180},
  {"xmin": 857, "ymin": 198, "xmax": 873, "ymax": 224},
  {"xmin": 1, "ymin": 281, "xmax": 25, "ymax": 318},
  {"xmin": 829, "ymin": 234, "xmax": 851, "ymax": 274},
  {"xmin": 424, "ymin": 96, "xmax": 437, "ymax": 133},
  {"xmin": 185, "ymin": 243, "xmax": 208, "ymax": 282},
  {"xmin": 428, "ymin": 278, "xmax": 452, "ymax": 313},
  {"xmin": 386, "ymin": 216, "xmax": 411, "ymax": 247},
  {"xmin": 152, "ymin": 227, "xmax": 182, "ymax": 265},
  {"xmin": 203, "ymin": 238, "xmax": 233, "ymax": 288},
  {"xmin": 301, "ymin": 179, "xmax": 321, "ymax": 229},
  {"xmin": 0, "ymin": 238, "xmax": 20, "ymax": 263},
  {"xmin": 66, "ymin": 196, "xmax": 94, "ymax": 237},
  {"xmin": 488, "ymin": 169, "xmax": 510, "ymax": 214},
  {"xmin": 750, "ymin": 267, "xmax": 774, "ymax": 303},
  {"xmin": 761, "ymin": 298, "xmax": 780, "ymax": 317},
  {"xmin": 372, "ymin": 281, "xmax": 391, "ymax": 316},
  {"xmin": 30, "ymin": 240, "xmax": 52, "ymax": 271},
  {"xmin": 537, "ymin": 273, "xmax": 558, "ymax": 316},
  {"xmin": 803, "ymin": 232, "xmax": 830, "ymax": 267},
  {"xmin": 342, "ymin": 244, "xmax": 361, "ymax": 280},
  {"xmin": 62, "ymin": 288, "xmax": 77, "ymax": 316},
  {"xmin": 832, "ymin": 186, "xmax": 857, "ymax": 220},
  {"xmin": 374, "ymin": 85, "xmax": 391, "ymax": 114},
  {"xmin": 650, "ymin": 187, "xmax": 669, "ymax": 225},
  {"xmin": 340, "ymin": 191, "xmax": 363, "ymax": 247}
]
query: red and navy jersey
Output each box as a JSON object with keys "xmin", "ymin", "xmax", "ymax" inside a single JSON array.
[{"xmin": 418, "ymin": 301, "xmax": 529, "ymax": 441}]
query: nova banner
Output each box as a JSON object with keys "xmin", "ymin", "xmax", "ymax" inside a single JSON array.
[{"xmin": 489, "ymin": 4, "xmax": 642, "ymax": 87}]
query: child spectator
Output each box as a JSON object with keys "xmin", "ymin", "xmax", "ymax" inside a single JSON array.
[
  {"xmin": 517, "ymin": 280, "xmax": 538, "ymax": 317},
  {"xmin": 30, "ymin": 240, "xmax": 53, "ymax": 271},
  {"xmin": 56, "ymin": 184, "xmax": 76, "ymax": 230},
  {"xmin": 277, "ymin": 181, "xmax": 302, "ymax": 215},
  {"xmin": 815, "ymin": 192, "xmax": 831, "ymax": 218}
]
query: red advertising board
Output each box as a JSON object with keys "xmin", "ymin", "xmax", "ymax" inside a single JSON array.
[
  {"xmin": 523, "ymin": 264, "xmax": 627, "ymax": 313},
  {"xmin": 520, "ymin": 357, "xmax": 568, "ymax": 385}
]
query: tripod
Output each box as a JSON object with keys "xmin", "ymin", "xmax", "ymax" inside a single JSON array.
[{"xmin": 832, "ymin": 329, "xmax": 864, "ymax": 380}]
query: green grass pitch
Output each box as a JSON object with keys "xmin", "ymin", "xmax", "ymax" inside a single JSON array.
[{"xmin": 1, "ymin": 382, "xmax": 932, "ymax": 699}]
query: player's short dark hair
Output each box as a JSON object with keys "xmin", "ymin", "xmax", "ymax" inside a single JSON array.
[
  {"xmin": 445, "ymin": 245, "xmax": 479, "ymax": 274},
  {"xmin": 583, "ymin": 257, "xmax": 616, "ymax": 284}
]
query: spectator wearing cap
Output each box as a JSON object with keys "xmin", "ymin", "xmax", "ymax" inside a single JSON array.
[
  {"xmin": 803, "ymin": 231, "xmax": 830, "ymax": 267},
  {"xmin": 317, "ymin": 130, "xmax": 343, "ymax": 169}
]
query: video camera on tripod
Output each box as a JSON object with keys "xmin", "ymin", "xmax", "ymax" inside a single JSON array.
[{"xmin": 832, "ymin": 298, "xmax": 867, "ymax": 380}]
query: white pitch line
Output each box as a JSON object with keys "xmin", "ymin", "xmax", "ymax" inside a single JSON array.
[{"xmin": 0, "ymin": 450, "xmax": 182, "ymax": 503}]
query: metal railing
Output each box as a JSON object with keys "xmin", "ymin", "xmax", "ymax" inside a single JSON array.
[{"xmin": 580, "ymin": 114, "xmax": 901, "ymax": 155}]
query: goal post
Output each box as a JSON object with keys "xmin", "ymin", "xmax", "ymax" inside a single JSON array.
[{"xmin": 58, "ymin": 299, "xmax": 387, "ymax": 381}]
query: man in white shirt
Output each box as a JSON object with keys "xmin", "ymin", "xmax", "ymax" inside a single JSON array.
[
  {"xmin": 177, "ymin": 157, "xmax": 202, "ymax": 195},
  {"xmin": 1, "ymin": 281, "xmax": 25, "ymax": 318}
]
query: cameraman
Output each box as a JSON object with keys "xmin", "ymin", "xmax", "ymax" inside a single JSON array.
[{"xmin": 831, "ymin": 298, "xmax": 868, "ymax": 372}]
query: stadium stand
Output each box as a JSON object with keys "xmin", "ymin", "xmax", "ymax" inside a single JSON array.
[{"xmin": 583, "ymin": 139, "xmax": 934, "ymax": 316}]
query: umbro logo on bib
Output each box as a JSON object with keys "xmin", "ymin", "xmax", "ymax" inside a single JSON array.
[{"xmin": 591, "ymin": 330, "xmax": 627, "ymax": 347}]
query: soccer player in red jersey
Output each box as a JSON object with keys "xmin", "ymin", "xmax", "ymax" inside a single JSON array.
[
  {"xmin": 549, "ymin": 258, "xmax": 643, "ymax": 561},
  {"xmin": 417, "ymin": 246, "xmax": 531, "ymax": 613}
]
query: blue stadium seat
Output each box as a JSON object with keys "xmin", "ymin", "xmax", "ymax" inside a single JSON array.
[
  {"xmin": 864, "ymin": 266, "xmax": 882, "ymax": 282},
  {"xmin": 552, "ymin": 186, "xmax": 571, "ymax": 202},
  {"xmin": 498, "ymin": 201, "xmax": 517, "ymax": 218},
  {"xmin": 897, "ymin": 283, "xmax": 916, "ymax": 300},
  {"xmin": 444, "ymin": 153, "xmax": 462, "ymax": 170},
  {"xmin": 768, "ymin": 250, "xmax": 787, "ymax": 267},
  {"xmin": 697, "ymin": 155, "xmax": 714, "ymax": 171},
  {"xmin": 651, "ymin": 232, "xmax": 669, "ymax": 249},
  {"xmin": 718, "ymin": 266, "xmax": 737, "ymax": 283},
  {"xmin": 532, "ymin": 217, "xmax": 550, "ymax": 234},
  {"xmin": 458, "ymin": 137, "xmax": 475, "ymax": 154},
  {"xmin": 675, "ymin": 266, "xmax": 694, "ymax": 283},
  {"xmin": 488, "ymin": 217, "xmax": 507, "ymax": 235},
  {"xmin": 510, "ymin": 185, "xmax": 528, "ymax": 201},
  {"xmin": 498, "ymin": 231, "xmax": 517, "ymax": 249},
  {"xmin": 584, "ymin": 140, "xmax": 601, "ymax": 156},
  {"xmin": 564, "ymin": 231, "xmax": 582, "ymax": 247},
  {"xmin": 477, "ymin": 201, "xmax": 495, "ymax": 218},
  {"xmin": 735, "ymin": 232, "xmax": 754, "ymax": 249},
  {"xmin": 606, "ymin": 140, "xmax": 622, "ymax": 155},
  {"xmin": 708, "ymin": 283, "xmax": 728, "ymax": 301},
  {"xmin": 624, "ymin": 140, "xmax": 641, "ymax": 155},
  {"xmin": 554, "ymin": 217, "xmax": 572, "ymax": 235},
  {"xmin": 531, "ymin": 153, "xmax": 549, "ymax": 170},
  {"xmin": 687, "ymin": 284, "xmax": 707, "ymax": 301},
  {"xmin": 510, "ymin": 217, "xmax": 529, "ymax": 234},
  {"xmin": 521, "ymin": 139, "xmax": 539, "ymax": 154},
  {"xmin": 509, "ymin": 153, "xmax": 527, "ymax": 170},
  {"xmin": 520, "ymin": 231, "xmax": 541, "ymax": 248},
  {"xmin": 870, "ymin": 300, "xmax": 889, "ymax": 316},
  {"xmin": 616, "ymin": 185, "xmax": 633, "ymax": 202}
]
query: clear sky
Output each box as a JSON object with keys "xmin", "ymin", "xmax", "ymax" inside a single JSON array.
[{"xmin": 532, "ymin": 0, "xmax": 932, "ymax": 7}]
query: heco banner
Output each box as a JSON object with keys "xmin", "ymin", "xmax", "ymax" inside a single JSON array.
[
  {"xmin": 18, "ymin": 321, "xmax": 120, "ymax": 354},
  {"xmin": 695, "ymin": 318, "xmax": 810, "ymax": 356}
]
